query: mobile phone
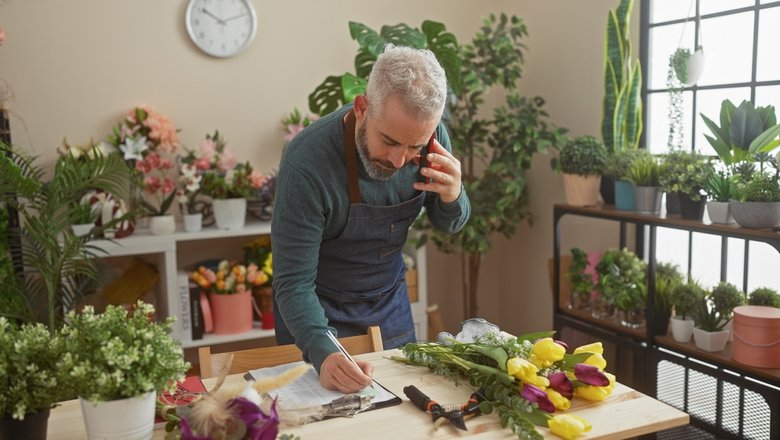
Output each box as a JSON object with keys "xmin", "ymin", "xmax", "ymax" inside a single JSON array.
[{"xmin": 417, "ymin": 134, "xmax": 434, "ymax": 183}]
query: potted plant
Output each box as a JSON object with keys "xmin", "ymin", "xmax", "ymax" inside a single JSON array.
[
  {"xmin": 68, "ymin": 197, "xmax": 99, "ymax": 237},
  {"xmin": 671, "ymin": 47, "xmax": 705, "ymax": 87},
  {"xmin": 705, "ymin": 171, "xmax": 737, "ymax": 224},
  {"xmin": 595, "ymin": 248, "xmax": 647, "ymax": 327},
  {"xmin": 652, "ymin": 262, "xmax": 684, "ymax": 336},
  {"xmin": 710, "ymin": 281, "xmax": 745, "ymax": 341},
  {"xmin": 670, "ymin": 280, "xmax": 705, "ymax": 343},
  {"xmin": 730, "ymin": 171, "xmax": 780, "ymax": 229},
  {"xmin": 659, "ymin": 149, "xmax": 714, "ymax": 220},
  {"xmin": 551, "ymin": 135, "xmax": 607, "ymax": 206},
  {"xmin": 625, "ymin": 151, "xmax": 662, "ymax": 214},
  {"xmin": 692, "ymin": 292, "xmax": 730, "ymax": 352},
  {"xmin": 604, "ymin": 148, "xmax": 641, "ymax": 211},
  {"xmin": 60, "ymin": 302, "xmax": 189, "ymax": 439},
  {"xmin": 0, "ymin": 319, "xmax": 71, "ymax": 439},
  {"xmin": 748, "ymin": 287, "xmax": 780, "ymax": 308},
  {"xmin": 567, "ymin": 247, "xmax": 595, "ymax": 311},
  {"xmin": 244, "ymin": 236, "xmax": 274, "ymax": 329},
  {"xmin": 177, "ymin": 162, "xmax": 204, "ymax": 233},
  {"xmin": 701, "ymin": 99, "xmax": 780, "ymax": 167}
]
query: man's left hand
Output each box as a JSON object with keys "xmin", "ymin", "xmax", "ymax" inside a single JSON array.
[{"xmin": 413, "ymin": 139, "xmax": 462, "ymax": 203}]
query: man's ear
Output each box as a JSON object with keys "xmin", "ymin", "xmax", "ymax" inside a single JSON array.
[{"xmin": 353, "ymin": 95, "xmax": 368, "ymax": 120}]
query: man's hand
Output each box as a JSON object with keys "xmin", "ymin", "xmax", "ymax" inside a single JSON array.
[
  {"xmin": 413, "ymin": 139, "xmax": 463, "ymax": 203},
  {"xmin": 320, "ymin": 352, "xmax": 374, "ymax": 393}
]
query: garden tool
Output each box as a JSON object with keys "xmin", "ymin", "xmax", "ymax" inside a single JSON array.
[{"xmin": 404, "ymin": 385, "xmax": 486, "ymax": 431}]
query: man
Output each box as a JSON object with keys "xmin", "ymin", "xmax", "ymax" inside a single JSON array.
[{"xmin": 272, "ymin": 44, "xmax": 471, "ymax": 392}]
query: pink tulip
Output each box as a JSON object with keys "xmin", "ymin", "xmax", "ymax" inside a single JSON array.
[
  {"xmin": 574, "ymin": 364, "xmax": 610, "ymax": 386},
  {"xmin": 520, "ymin": 384, "xmax": 555, "ymax": 413},
  {"xmin": 547, "ymin": 371, "xmax": 573, "ymax": 399}
]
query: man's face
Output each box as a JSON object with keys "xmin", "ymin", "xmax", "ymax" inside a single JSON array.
[{"xmin": 354, "ymin": 94, "xmax": 439, "ymax": 181}]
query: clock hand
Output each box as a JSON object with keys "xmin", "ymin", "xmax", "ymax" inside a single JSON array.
[
  {"xmin": 201, "ymin": 8, "xmax": 226, "ymax": 25},
  {"xmin": 223, "ymin": 13, "xmax": 248, "ymax": 22}
]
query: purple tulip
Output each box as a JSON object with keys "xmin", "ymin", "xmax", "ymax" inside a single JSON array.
[
  {"xmin": 547, "ymin": 371, "xmax": 574, "ymax": 399},
  {"xmin": 521, "ymin": 383, "xmax": 555, "ymax": 413},
  {"xmin": 574, "ymin": 364, "xmax": 610, "ymax": 386},
  {"xmin": 554, "ymin": 340, "xmax": 569, "ymax": 350},
  {"xmin": 180, "ymin": 397, "xmax": 280, "ymax": 440}
]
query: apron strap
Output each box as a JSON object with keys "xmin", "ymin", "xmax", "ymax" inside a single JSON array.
[{"xmin": 343, "ymin": 110, "xmax": 361, "ymax": 204}]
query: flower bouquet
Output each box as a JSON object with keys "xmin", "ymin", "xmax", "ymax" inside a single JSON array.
[
  {"xmin": 281, "ymin": 108, "xmax": 318, "ymax": 143},
  {"xmin": 395, "ymin": 320, "xmax": 615, "ymax": 439},
  {"xmin": 244, "ymin": 236, "xmax": 274, "ymax": 328}
]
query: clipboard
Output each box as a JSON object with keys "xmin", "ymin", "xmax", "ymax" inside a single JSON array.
[{"xmin": 245, "ymin": 361, "xmax": 401, "ymax": 412}]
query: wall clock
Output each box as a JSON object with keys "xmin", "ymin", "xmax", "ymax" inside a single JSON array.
[{"xmin": 185, "ymin": 0, "xmax": 258, "ymax": 58}]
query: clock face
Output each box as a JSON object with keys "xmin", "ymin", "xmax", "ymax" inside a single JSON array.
[{"xmin": 186, "ymin": 0, "xmax": 258, "ymax": 58}]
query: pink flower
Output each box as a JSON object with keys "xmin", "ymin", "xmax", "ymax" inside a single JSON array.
[
  {"xmin": 574, "ymin": 364, "xmax": 610, "ymax": 386},
  {"xmin": 250, "ymin": 171, "xmax": 266, "ymax": 189},
  {"xmin": 145, "ymin": 152, "xmax": 162, "ymax": 170},
  {"xmin": 0, "ymin": 28, "xmax": 6, "ymax": 45},
  {"xmin": 135, "ymin": 159, "xmax": 151, "ymax": 174},
  {"xmin": 548, "ymin": 372, "xmax": 574, "ymax": 399},
  {"xmin": 162, "ymin": 177, "xmax": 176, "ymax": 195},
  {"xmin": 194, "ymin": 157, "xmax": 211, "ymax": 171},
  {"xmin": 199, "ymin": 138, "xmax": 217, "ymax": 160},
  {"xmin": 520, "ymin": 384, "xmax": 555, "ymax": 413},
  {"xmin": 217, "ymin": 148, "xmax": 237, "ymax": 172},
  {"xmin": 144, "ymin": 176, "xmax": 161, "ymax": 194},
  {"xmin": 284, "ymin": 123, "xmax": 305, "ymax": 142},
  {"xmin": 159, "ymin": 158, "xmax": 174, "ymax": 171}
]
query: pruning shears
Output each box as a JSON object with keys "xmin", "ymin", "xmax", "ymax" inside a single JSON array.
[{"xmin": 403, "ymin": 385, "xmax": 485, "ymax": 431}]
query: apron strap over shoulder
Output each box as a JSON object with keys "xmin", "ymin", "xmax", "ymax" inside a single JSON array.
[{"xmin": 343, "ymin": 110, "xmax": 361, "ymax": 204}]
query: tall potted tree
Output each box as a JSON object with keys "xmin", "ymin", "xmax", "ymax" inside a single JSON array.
[{"xmin": 551, "ymin": 135, "xmax": 607, "ymax": 206}]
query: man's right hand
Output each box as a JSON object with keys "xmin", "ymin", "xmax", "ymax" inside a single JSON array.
[{"xmin": 319, "ymin": 352, "xmax": 374, "ymax": 393}]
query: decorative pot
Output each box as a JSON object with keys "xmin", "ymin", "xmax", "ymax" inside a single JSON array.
[
  {"xmin": 568, "ymin": 290, "xmax": 590, "ymax": 312},
  {"xmin": 591, "ymin": 295, "xmax": 614, "ymax": 320},
  {"xmin": 618, "ymin": 308, "xmax": 645, "ymax": 329},
  {"xmin": 212, "ymin": 198, "xmax": 247, "ymax": 230},
  {"xmin": 149, "ymin": 215, "xmax": 176, "ymax": 235},
  {"xmin": 732, "ymin": 305, "xmax": 780, "ymax": 368},
  {"xmin": 562, "ymin": 174, "xmax": 601, "ymax": 206},
  {"xmin": 71, "ymin": 223, "xmax": 94, "ymax": 237},
  {"xmin": 678, "ymin": 193, "xmax": 707, "ymax": 221},
  {"xmin": 652, "ymin": 309, "xmax": 671, "ymax": 336},
  {"xmin": 183, "ymin": 213, "xmax": 203, "ymax": 233},
  {"xmin": 692, "ymin": 327, "xmax": 729, "ymax": 352},
  {"xmin": 729, "ymin": 200, "xmax": 780, "ymax": 229},
  {"xmin": 252, "ymin": 285, "xmax": 275, "ymax": 330},
  {"xmin": 665, "ymin": 192, "xmax": 680, "ymax": 215},
  {"xmin": 0, "ymin": 408, "xmax": 50, "ymax": 440},
  {"xmin": 683, "ymin": 48, "xmax": 706, "ymax": 86},
  {"xmin": 670, "ymin": 316, "xmax": 695, "ymax": 343},
  {"xmin": 634, "ymin": 186, "xmax": 662, "ymax": 214},
  {"xmin": 706, "ymin": 201, "xmax": 735, "ymax": 224},
  {"xmin": 209, "ymin": 290, "xmax": 253, "ymax": 334},
  {"xmin": 79, "ymin": 391, "xmax": 155, "ymax": 440},
  {"xmin": 600, "ymin": 175, "xmax": 616, "ymax": 205},
  {"xmin": 614, "ymin": 180, "xmax": 636, "ymax": 211}
]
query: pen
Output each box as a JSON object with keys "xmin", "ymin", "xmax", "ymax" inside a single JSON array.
[{"xmin": 325, "ymin": 330, "xmax": 375, "ymax": 389}]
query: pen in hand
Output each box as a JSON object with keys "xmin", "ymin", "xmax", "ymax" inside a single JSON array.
[{"xmin": 325, "ymin": 330, "xmax": 375, "ymax": 390}]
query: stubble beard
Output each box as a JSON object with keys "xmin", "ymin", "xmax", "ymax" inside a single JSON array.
[{"xmin": 356, "ymin": 122, "xmax": 397, "ymax": 181}]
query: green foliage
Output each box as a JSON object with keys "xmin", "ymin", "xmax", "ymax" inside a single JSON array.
[
  {"xmin": 0, "ymin": 207, "xmax": 28, "ymax": 322},
  {"xmin": 0, "ymin": 318, "xmax": 72, "ymax": 419},
  {"xmin": 666, "ymin": 52, "xmax": 686, "ymax": 150},
  {"xmin": 710, "ymin": 281, "xmax": 745, "ymax": 321},
  {"xmin": 671, "ymin": 281, "xmax": 705, "ymax": 320},
  {"xmin": 307, "ymin": 21, "xmax": 462, "ymax": 116},
  {"xmin": 734, "ymin": 172, "xmax": 780, "ymax": 202},
  {"xmin": 603, "ymin": 147, "xmax": 642, "ymax": 179},
  {"xmin": 705, "ymin": 171, "xmax": 737, "ymax": 202},
  {"xmin": 658, "ymin": 150, "xmax": 714, "ymax": 201},
  {"xmin": 568, "ymin": 248, "xmax": 595, "ymax": 296},
  {"xmin": 625, "ymin": 151, "xmax": 660, "ymax": 187},
  {"xmin": 200, "ymin": 162, "xmax": 259, "ymax": 199},
  {"xmin": 748, "ymin": 287, "xmax": 780, "ymax": 308},
  {"xmin": 671, "ymin": 48, "xmax": 691, "ymax": 84},
  {"xmin": 60, "ymin": 302, "xmax": 189, "ymax": 402},
  {"xmin": 654, "ymin": 262, "xmax": 684, "ymax": 315},
  {"xmin": 701, "ymin": 99, "xmax": 780, "ymax": 166},
  {"xmin": 0, "ymin": 144, "xmax": 131, "ymax": 330},
  {"xmin": 552, "ymin": 136, "xmax": 607, "ymax": 176},
  {"xmin": 596, "ymin": 248, "xmax": 647, "ymax": 312},
  {"xmin": 694, "ymin": 294, "xmax": 727, "ymax": 332},
  {"xmin": 602, "ymin": 0, "xmax": 643, "ymax": 154}
]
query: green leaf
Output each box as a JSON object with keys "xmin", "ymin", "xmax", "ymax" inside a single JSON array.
[
  {"xmin": 559, "ymin": 352, "xmax": 593, "ymax": 369},
  {"xmin": 515, "ymin": 331, "xmax": 555, "ymax": 343},
  {"xmin": 625, "ymin": 62, "xmax": 642, "ymax": 149},
  {"xmin": 349, "ymin": 22, "xmax": 386, "ymax": 57},
  {"xmin": 467, "ymin": 344, "xmax": 509, "ymax": 371},
  {"xmin": 748, "ymin": 124, "xmax": 780, "ymax": 154},
  {"xmin": 341, "ymin": 73, "xmax": 367, "ymax": 104},
  {"xmin": 380, "ymin": 23, "xmax": 427, "ymax": 49},
  {"xmin": 354, "ymin": 48, "xmax": 376, "ymax": 79},
  {"xmin": 422, "ymin": 20, "xmax": 462, "ymax": 95},
  {"xmin": 308, "ymin": 75, "xmax": 345, "ymax": 116}
]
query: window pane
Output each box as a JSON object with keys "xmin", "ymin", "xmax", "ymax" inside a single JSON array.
[
  {"xmin": 747, "ymin": 242, "xmax": 780, "ymax": 292},
  {"xmin": 698, "ymin": 12, "xmax": 754, "ymax": 86},
  {"xmin": 757, "ymin": 7, "xmax": 780, "ymax": 81},
  {"xmin": 650, "ymin": 0, "xmax": 696, "ymax": 24},
  {"xmin": 694, "ymin": 87, "xmax": 751, "ymax": 154},
  {"xmin": 691, "ymin": 232, "xmax": 722, "ymax": 289},
  {"xmin": 725, "ymin": 238, "xmax": 745, "ymax": 289},
  {"xmin": 647, "ymin": 91, "xmax": 693, "ymax": 154},
  {"xmin": 656, "ymin": 228, "xmax": 689, "ymax": 275},
  {"xmin": 700, "ymin": 0, "xmax": 754, "ymax": 15},
  {"xmin": 756, "ymin": 85, "xmax": 780, "ymax": 108},
  {"xmin": 761, "ymin": 0, "xmax": 780, "ymax": 4},
  {"xmin": 648, "ymin": 23, "xmax": 695, "ymax": 89}
]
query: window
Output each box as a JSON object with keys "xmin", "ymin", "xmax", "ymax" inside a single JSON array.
[{"xmin": 641, "ymin": 0, "xmax": 780, "ymax": 293}]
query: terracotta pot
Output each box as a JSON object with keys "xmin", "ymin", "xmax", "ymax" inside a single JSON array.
[
  {"xmin": 562, "ymin": 173, "xmax": 602, "ymax": 206},
  {"xmin": 209, "ymin": 291, "xmax": 253, "ymax": 334},
  {"xmin": 732, "ymin": 305, "xmax": 780, "ymax": 368}
]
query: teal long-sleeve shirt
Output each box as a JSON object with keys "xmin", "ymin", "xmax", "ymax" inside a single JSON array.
[{"xmin": 271, "ymin": 105, "xmax": 470, "ymax": 371}]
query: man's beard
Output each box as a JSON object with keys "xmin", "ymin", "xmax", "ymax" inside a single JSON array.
[{"xmin": 356, "ymin": 123, "xmax": 397, "ymax": 181}]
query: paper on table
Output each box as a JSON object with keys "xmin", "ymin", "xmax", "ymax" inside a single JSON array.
[{"xmin": 247, "ymin": 361, "xmax": 399, "ymax": 409}]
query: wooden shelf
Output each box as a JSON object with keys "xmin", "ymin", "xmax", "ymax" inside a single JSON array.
[
  {"xmin": 181, "ymin": 327, "xmax": 275, "ymax": 349},
  {"xmin": 655, "ymin": 335, "xmax": 780, "ymax": 385},
  {"xmin": 560, "ymin": 307, "xmax": 645, "ymax": 340}
]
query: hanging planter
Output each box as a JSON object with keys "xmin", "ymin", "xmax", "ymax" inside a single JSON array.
[{"xmin": 672, "ymin": 47, "xmax": 705, "ymax": 86}]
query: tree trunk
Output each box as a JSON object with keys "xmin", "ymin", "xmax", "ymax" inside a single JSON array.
[{"xmin": 461, "ymin": 250, "xmax": 482, "ymax": 320}]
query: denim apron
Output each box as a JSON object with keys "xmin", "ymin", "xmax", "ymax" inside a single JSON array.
[{"xmin": 274, "ymin": 109, "xmax": 421, "ymax": 349}]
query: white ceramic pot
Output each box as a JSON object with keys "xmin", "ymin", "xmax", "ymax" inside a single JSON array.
[
  {"xmin": 149, "ymin": 214, "xmax": 176, "ymax": 235},
  {"xmin": 693, "ymin": 327, "xmax": 729, "ymax": 352},
  {"xmin": 79, "ymin": 391, "xmax": 155, "ymax": 440},
  {"xmin": 706, "ymin": 201, "xmax": 735, "ymax": 224},
  {"xmin": 562, "ymin": 173, "xmax": 602, "ymax": 207},
  {"xmin": 183, "ymin": 213, "xmax": 203, "ymax": 233},
  {"xmin": 683, "ymin": 48, "xmax": 706, "ymax": 86},
  {"xmin": 212, "ymin": 198, "xmax": 247, "ymax": 230},
  {"xmin": 670, "ymin": 316, "xmax": 695, "ymax": 343},
  {"xmin": 71, "ymin": 223, "xmax": 94, "ymax": 237}
]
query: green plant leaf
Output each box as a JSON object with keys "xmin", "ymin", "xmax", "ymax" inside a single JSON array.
[
  {"xmin": 748, "ymin": 124, "xmax": 780, "ymax": 154},
  {"xmin": 625, "ymin": 62, "xmax": 642, "ymax": 149},
  {"xmin": 354, "ymin": 48, "xmax": 376, "ymax": 79},
  {"xmin": 349, "ymin": 21, "xmax": 387, "ymax": 57},
  {"xmin": 341, "ymin": 73, "xmax": 367, "ymax": 104},
  {"xmin": 308, "ymin": 75, "xmax": 345, "ymax": 116},
  {"xmin": 422, "ymin": 20, "xmax": 462, "ymax": 95},
  {"xmin": 380, "ymin": 23, "xmax": 427, "ymax": 49}
]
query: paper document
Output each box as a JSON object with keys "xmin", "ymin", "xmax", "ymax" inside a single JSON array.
[{"xmin": 247, "ymin": 361, "xmax": 399, "ymax": 409}]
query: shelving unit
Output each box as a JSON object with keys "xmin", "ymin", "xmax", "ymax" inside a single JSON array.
[{"xmin": 552, "ymin": 203, "xmax": 780, "ymax": 440}]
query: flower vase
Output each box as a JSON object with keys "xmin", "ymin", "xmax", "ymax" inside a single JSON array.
[
  {"xmin": 252, "ymin": 286, "xmax": 275, "ymax": 329},
  {"xmin": 618, "ymin": 308, "xmax": 645, "ymax": 329},
  {"xmin": 183, "ymin": 213, "xmax": 203, "ymax": 232},
  {"xmin": 209, "ymin": 291, "xmax": 253, "ymax": 334},
  {"xmin": 568, "ymin": 291, "xmax": 590, "ymax": 312},
  {"xmin": 71, "ymin": 223, "xmax": 94, "ymax": 237},
  {"xmin": 79, "ymin": 391, "xmax": 155, "ymax": 440},
  {"xmin": 0, "ymin": 408, "xmax": 50, "ymax": 440},
  {"xmin": 591, "ymin": 296, "xmax": 614, "ymax": 320},
  {"xmin": 149, "ymin": 215, "xmax": 176, "ymax": 235},
  {"xmin": 212, "ymin": 198, "xmax": 247, "ymax": 230}
]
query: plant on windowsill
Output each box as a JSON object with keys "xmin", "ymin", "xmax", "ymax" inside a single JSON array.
[
  {"xmin": 710, "ymin": 281, "xmax": 745, "ymax": 341},
  {"xmin": 551, "ymin": 135, "xmax": 607, "ymax": 207},
  {"xmin": 692, "ymin": 292, "xmax": 730, "ymax": 352},
  {"xmin": 748, "ymin": 287, "xmax": 780, "ymax": 308},
  {"xmin": 730, "ymin": 169, "xmax": 780, "ymax": 229},
  {"xmin": 625, "ymin": 151, "xmax": 661, "ymax": 214},
  {"xmin": 700, "ymin": 99, "xmax": 780, "ymax": 168},
  {"xmin": 652, "ymin": 262, "xmax": 684, "ymax": 336},
  {"xmin": 669, "ymin": 280, "xmax": 705, "ymax": 343},
  {"xmin": 658, "ymin": 149, "xmax": 714, "ymax": 220},
  {"xmin": 567, "ymin": 247, "xmax": 595, "ymax": 311},
  {"xmin": 594, "ymin": 248, "xmax": 647, "ymax": 328},
  {"xmin": 704, "ymin": 171, "xmax": 737, "ymax": 224},
  {"xmin": 604, "ymin": 148, "xmax": 642, "ymax": 210}
]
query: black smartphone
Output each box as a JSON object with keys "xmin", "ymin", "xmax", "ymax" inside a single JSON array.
[{"xmin": 417, "ymin": 134, "xmax": 434, "ymax": 183}]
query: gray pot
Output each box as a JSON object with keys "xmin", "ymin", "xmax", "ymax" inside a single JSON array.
[
  {"xmin": 729, "ymin": 200, "xmax": 780, "ymax": 229},
  {"xmin": 634, "ymin": 186, "xmax": 662, "ymax": 214},
  {"xmin": 706, "ymin": 201, "xmax": 735, "ymax": 224}
]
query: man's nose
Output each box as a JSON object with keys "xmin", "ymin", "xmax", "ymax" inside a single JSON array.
[{"xmin": 388, "ymin": 149, "xmax": 408, "ymax": 169}]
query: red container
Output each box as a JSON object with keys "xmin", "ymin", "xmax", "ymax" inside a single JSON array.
[
  {"xmin": 208, "ymin": 291, "xmax": 253, "ymax": 335},
  {"xmin": 732, "ymin": 305, "xmax": 780, "ymax": 368}
]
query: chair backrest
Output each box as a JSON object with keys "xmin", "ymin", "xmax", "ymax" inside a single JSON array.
[{"xmin": 198, "ymin": 326, "xmax": 384, "ymax": 378}]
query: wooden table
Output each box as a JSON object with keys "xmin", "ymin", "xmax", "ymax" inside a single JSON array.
[{"xmin": 48, "ymin": 349, "xmax": 688, "ymax": 439}]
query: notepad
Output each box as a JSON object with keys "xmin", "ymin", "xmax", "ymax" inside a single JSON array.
[{"xmin": 245, "ymin": 361, "xmax": 400, "ymax": 410}]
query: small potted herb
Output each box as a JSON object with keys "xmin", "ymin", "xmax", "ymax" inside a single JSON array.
[
  {"xmin": 710, "ymin": 281, "xmax": 745, "ymax": 341},
  {"xmin": 670, "ymin": 281, "xmax": 705, "ymax": 343},
  {"xmin": 705, "ymin": 171, "xmax": 737, "ymax": 224},
  {"xmin": 659, "ymin": 150, "xmax": 714, "ymax": 220},
  {"xmin": 68, "ymin": 198, "xmax": 99, "ymax": 237},
  {"xmin": 652, "ymin": 262, "xmax": 684, "ymax": 336},
  {"xmin": 730, "ymin": 171, "xmax": 780, "ymax": 229},
  {"xmin": 551, "ymin": 135, "xmax": 607, "ymax": 206},
  {"xmin": 604, "ymin": 148, "xmax": 642, "ymax": 211},
  {"xmin": 625, "ymin": 151, "xmax": 662, "ymax": 214},
  {"xmin": 748, "ymin": 287, "xmax": 780, "ymax": 308},
  {"xmin": 692, "ymin": 292, "xmax": 730, "ymax": 352},
  {"xmin": 595, "ymin": 248, "xmax": 647, "ymax": 327},
  {"xmin": 567, "ymin": 247, "xmax": 595, "ymax": 311}
]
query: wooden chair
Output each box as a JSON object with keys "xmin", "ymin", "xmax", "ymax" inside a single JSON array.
[{"xmin": 198, "ymin": 326, "xmax": 384, "ymax": 378}]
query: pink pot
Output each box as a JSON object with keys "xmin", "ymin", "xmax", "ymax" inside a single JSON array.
[
  {"xmin": 208, "ymin": 291, "xmax": 253, "ymax": 335},
  {"xmin": 732, "ymin": 305, "xmax": 780, "ymax": 368}
]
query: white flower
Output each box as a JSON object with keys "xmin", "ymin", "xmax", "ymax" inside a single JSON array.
[
  {"xmin": 185, "ymin": 175, "xmax": 201, "ymax": 193},
  {"xmin": 181, "ymin": 164, "xmax": 198, "ymax": 178},
  {"xmin": 93, "ymin": 141, "xmax": 118, "ymax": 158},
  {"xmin": 119, "ymin": 136, "xmax": 149, "ymax": 161}
]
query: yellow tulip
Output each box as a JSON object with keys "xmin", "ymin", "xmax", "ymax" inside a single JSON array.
[
  {"xmin": 532, "ymin": 338, "xmax": 566, "ymax": 364},
  {"xmin": 583, "ymin": 352, "xmax": 607, "ymax": 370},
  {"xmin": 507, "ymin": 357, "xmax": 538, "ymax": 380},
  {"xmin": 546, "ymin": 389, "xmax": 571, "ymax": 411},
  {"xmin": 527, "ymin": 374, "xmax": 550, "ymax": 389},
  {"xmin": 573, "ymin": 342, "xmax": 604, "ymax": 355},
  {"xmin": 548, "ymin": 414, "xmax": 591, "ymax": 440}
]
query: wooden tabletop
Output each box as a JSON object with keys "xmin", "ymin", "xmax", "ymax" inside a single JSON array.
[{"xmin": 48, "ymin": 349, "xmax": 688, "ymax": 439}]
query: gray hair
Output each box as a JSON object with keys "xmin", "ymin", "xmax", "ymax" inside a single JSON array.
[{"xmin": 365, "ymin": 44, "xmax": 447, "ymax": 122}]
